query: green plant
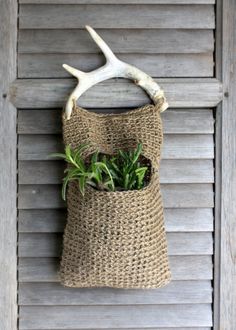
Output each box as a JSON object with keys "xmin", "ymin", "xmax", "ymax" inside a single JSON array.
[
  {"xmin": 50, "ymin": 143, "xmax": 149, "ymax": 200},
  {"xmin": 51, "ymin": 144, "xmax": 89, "ymax": 199},
  {"xmin": 103, "ymin": 144, "xmax": 149, "ymax": 190}
]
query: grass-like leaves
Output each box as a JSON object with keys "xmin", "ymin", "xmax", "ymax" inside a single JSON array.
[{"xmin": 50, "ymin": 143, "xmax": 149, "ymax": 200}]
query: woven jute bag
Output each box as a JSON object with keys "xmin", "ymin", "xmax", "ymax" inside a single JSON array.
[{"xmin": 58, "ymin": 100, "xmax": 172, "ymax": 288}]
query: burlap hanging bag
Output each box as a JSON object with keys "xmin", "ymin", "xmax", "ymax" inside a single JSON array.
[{"xmin": 58, "ymin": 100, "xmax": 171, "ymax": 288}]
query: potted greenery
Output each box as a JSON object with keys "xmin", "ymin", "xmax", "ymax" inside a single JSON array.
[{"xmin": 51, "ymin": 143, "xmax": 151, "ymax": 200}]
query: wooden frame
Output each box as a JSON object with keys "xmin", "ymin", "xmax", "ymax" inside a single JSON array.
[
  {"xmin": 0, "ymin": 0, "xmax": 18, "ymax": 329},
  {"xmin": 0, "ymin": 0, "xmax": 235, "ymax": 328},
  {"xmin": 214, "ymin": 0, "xmax": 236, "ymax": 329}
]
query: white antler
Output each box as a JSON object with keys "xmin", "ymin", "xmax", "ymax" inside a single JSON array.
[{"xmin": 63, "ymin": 25, "xmax": 168, "ymax": 119}]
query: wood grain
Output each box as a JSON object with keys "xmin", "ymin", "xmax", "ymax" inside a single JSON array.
[
  {"xmin": 18, "ymin": 134, "xmax": 214, "ymax": 160},
  {"xmin": 18, "ymin": 159, "xmax": 214, "ymax": 184},
  {"xmin": 18, "ymin": 29, "xmax": 214, "ymax": 54},
  {"xmin": 0, "ymin": 1, "xmax": 17, "ymax": 330},
  {"xmin": 17, "ymin": 108, "xmax": 214, "ymax": 134},
  {"xmin": 18, "ymin": 232, "xmax": 213, "ymax": 257},
  {"xmin": 10, "ymin": 78, "xmax": 223, "ymax": 109},
  {"xmin": 19, "ymin": 304, "xmax": 212, "ymax": 328},
  {"xmin": 218, "ymin": 0, "xmax": 236, "ymax": 329},
  {"xmin": 18, "ymin": 183, "xmax": 214, "ymax": 209},
  {"xmin": 19, "ymin": 281, "xmax": 212, "ymax": 305},
  {"xmin": 15, "ymin": 0, "xmax": 220, "ymax": 328},
  {"xmin": 18, "ymin": 53, "xmax": 214, "ymax": 78},
  {"xmin": 18, "ymin": 208, "xmax": 214, "ymax": 233},
  {"xmin": 19, "ymin": 4, "xmax": 215, "ymax": 29},
  {"xmin": 19, "ymin": 0, "xmax": 216, "ymax": 5},
  {"xmin": 18, "ymin": 256, "xmax": 213, "ymax": 282},
  {"xmin": 213, "ymin": 0, "xmax": 223, "ymax": 326},
  {"xmin": 17, "ymin": 328, "xmax": 213, "ymax": 330}
]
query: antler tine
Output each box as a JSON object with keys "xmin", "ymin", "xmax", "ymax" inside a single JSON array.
[
  {"xmin": 63, "ymin": 26, "xmax": 168, "ymax": 119},
  {"xmin": 85, "ymin": 25, "xmax": 117, "ymax": 64},
  {"xmin": 62, "ymin": 64, "xmax": 84, "ymax": 79}
]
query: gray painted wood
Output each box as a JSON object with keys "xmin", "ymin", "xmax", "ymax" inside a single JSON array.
[
  {"xmin": 218, "ymin": 0, "xmax": 236, "ymax": 329},
  {"xmin": 17, "ymin": 328, "xmax": 213, "ymax": 330},
  {"xmin": 161, "ymin": 183, "xmax": 214, "ymax": 208},
  {"xmin": 161, "ymin": 135, "xmax": 214, "ymax": 159},
  {"xmin": 18, "ymin": 256, "xmax": 213, "ymax": 282},
  {"xmin": 18, "ymin": 53, "xmax": 214, "ymax": 78},
  {"xmin": 18, "ymin": 232, "xmax": 213, "ymax": 257},
  {"xmin": 17, "ymin": 109, "xmax": 214, "ymax": 134},
  {"xmin": 18, "ymin": 183, "xmax": 214, "ymax": 209},
  {"xmin": 19, "ymin": 4, "xmax": 215, "ymax": 29},
  {"xmin": 19, "ymin": 135, "xmax": 63, "ymax": 161},
  {"xmin": 214, "ymin": 110, "xmax": 222, "ymax": 330},
  {"xmin": 0, "ymin": 0, "xmax": 17, "ymax": 329},
  {"xmin": 19, "ymin": 0, "xmax": 216, "ymax": 4},
  {"xmin": 18, "ymin": 134, "xmax": 214, "ymax": 160},
  {"xmin": 19, "ymin": 281, "xmax": 212, "ymax": 305},
  {"xmin": 18, "ymin": 208, "xmax": 214, "ymax": 233},
  {"xmin": 14, "ymin": 0, "xmax": 221, "ymax": 328},
  {"xmin": 160, "ymin": 160, "xmax": 214, "ymax": 183},
  {"xmin": 19, "ymin": 209, "xmax": 67, "ymax": 233},
  {"xmin": 19, "ymin": 304, "xmax": 212, "ymax": 328},
  {"xmin": 18, "ymin": 29, "xmax": 214, "ymax": 54},
  {"xmin": 213, "ymin": 1, "xmax": 223, "ymax": 328},
  {"xmin": 10, "ymin": 78, "xmax": 223, "ymax": 109},
  {"xmin": 18, "ymin": 160, "xmax": 214, "ymax": 184}
]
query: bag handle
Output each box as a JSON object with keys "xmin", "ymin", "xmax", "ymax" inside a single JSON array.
[{"xmin": 63, "ymin": 26, "xmax": 169, "ymax": 120}]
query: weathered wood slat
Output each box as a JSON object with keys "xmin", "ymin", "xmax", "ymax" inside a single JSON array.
[
  {"xmin": 19, "ymin": 0, "xmax": 216, "ymax": 5},
  {"xmin": 161, "ymin": 184, "xmax": 214, "ymax": 207},
  {"xmin": 18, "ymin": 183, "xmax": 214, "ymax": 209},
  {"xmin": 18, "ymin": 29, "xmax": 214, "ymax": 54},
  {"xmin": 162, "ymin": 135, "xmax": 214, "ymax": 159},
  {"xmin": 18, "ymin": 232, "xmax": 213, "ymax": 257},
  {"xmin": 18, "ymin": 256, "xmax": 213, "ymax": 282},
  {"xmin": 18, "ymin": 160, "xmax": 214, "ymax": 184},
  {"xmin": 18, "ymin": 53, "xmax": 214, "ymax": 78},
  {"xmin": 160, "ymin": 160, "xmax": 214, "ymax": 183},
  {"xmin": 19, "ymin": 135, "xmax": 63, "ymax": 161},
  {"xmin": 18, "ymin": 134, "xmax": 214, "ymax": 160},
  {"xmin": 18, "ymin": 328, "xmax": 212, "ymax": 330},
  {"xmin": 18, "ymin": 208, "xmax": 214, "ymax": 233},
  {"xmin": 217, "ymin": 0, "xmax": 236, "ymax": 328},
  {"xmin": 19, "ymin": 209, "xmax": 67, "ymax": 233},
  {"xmin": 17, "ymin": 109, "xmax": 214, "ymax": 134},
  {"xmin": 19, "ymin": 281, "xmax": 212, "ymax": 305},
  {"xmin": 19, "ymin": 4, "xmax": 215, "ymax": 29},
  {"xmin": 19, "ymin": 304, "xmax": 212, "ymax": 328},
  {"xmin": 163, "ymin": 208, "xmax": 213, "ymax": 232},
  {"xmin": 10, "ymin": 78, "xmax": 223, "ymax": 109},
  {"xmin": 0, "ymin": 0, "xmax": 17, "ymax": 329}
]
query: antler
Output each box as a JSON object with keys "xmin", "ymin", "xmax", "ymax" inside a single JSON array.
[{"xmin": 63, "ymin": 25, "xmax": 168, "ymax": 119}]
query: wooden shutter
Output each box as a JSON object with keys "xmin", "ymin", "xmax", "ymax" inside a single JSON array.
[{"xmin": 1, "ymin": 0, "xmax": 236, "ymax": 329}]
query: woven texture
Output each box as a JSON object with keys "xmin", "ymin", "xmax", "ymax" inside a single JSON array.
[{"xmin": 59, "ymin": 102, "xmax": 171, "ymax": 288}]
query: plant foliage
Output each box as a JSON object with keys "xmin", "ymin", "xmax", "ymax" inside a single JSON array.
[{"xmin": 50, "ymin": 143, "xmax": 149, "ymax": 200}]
